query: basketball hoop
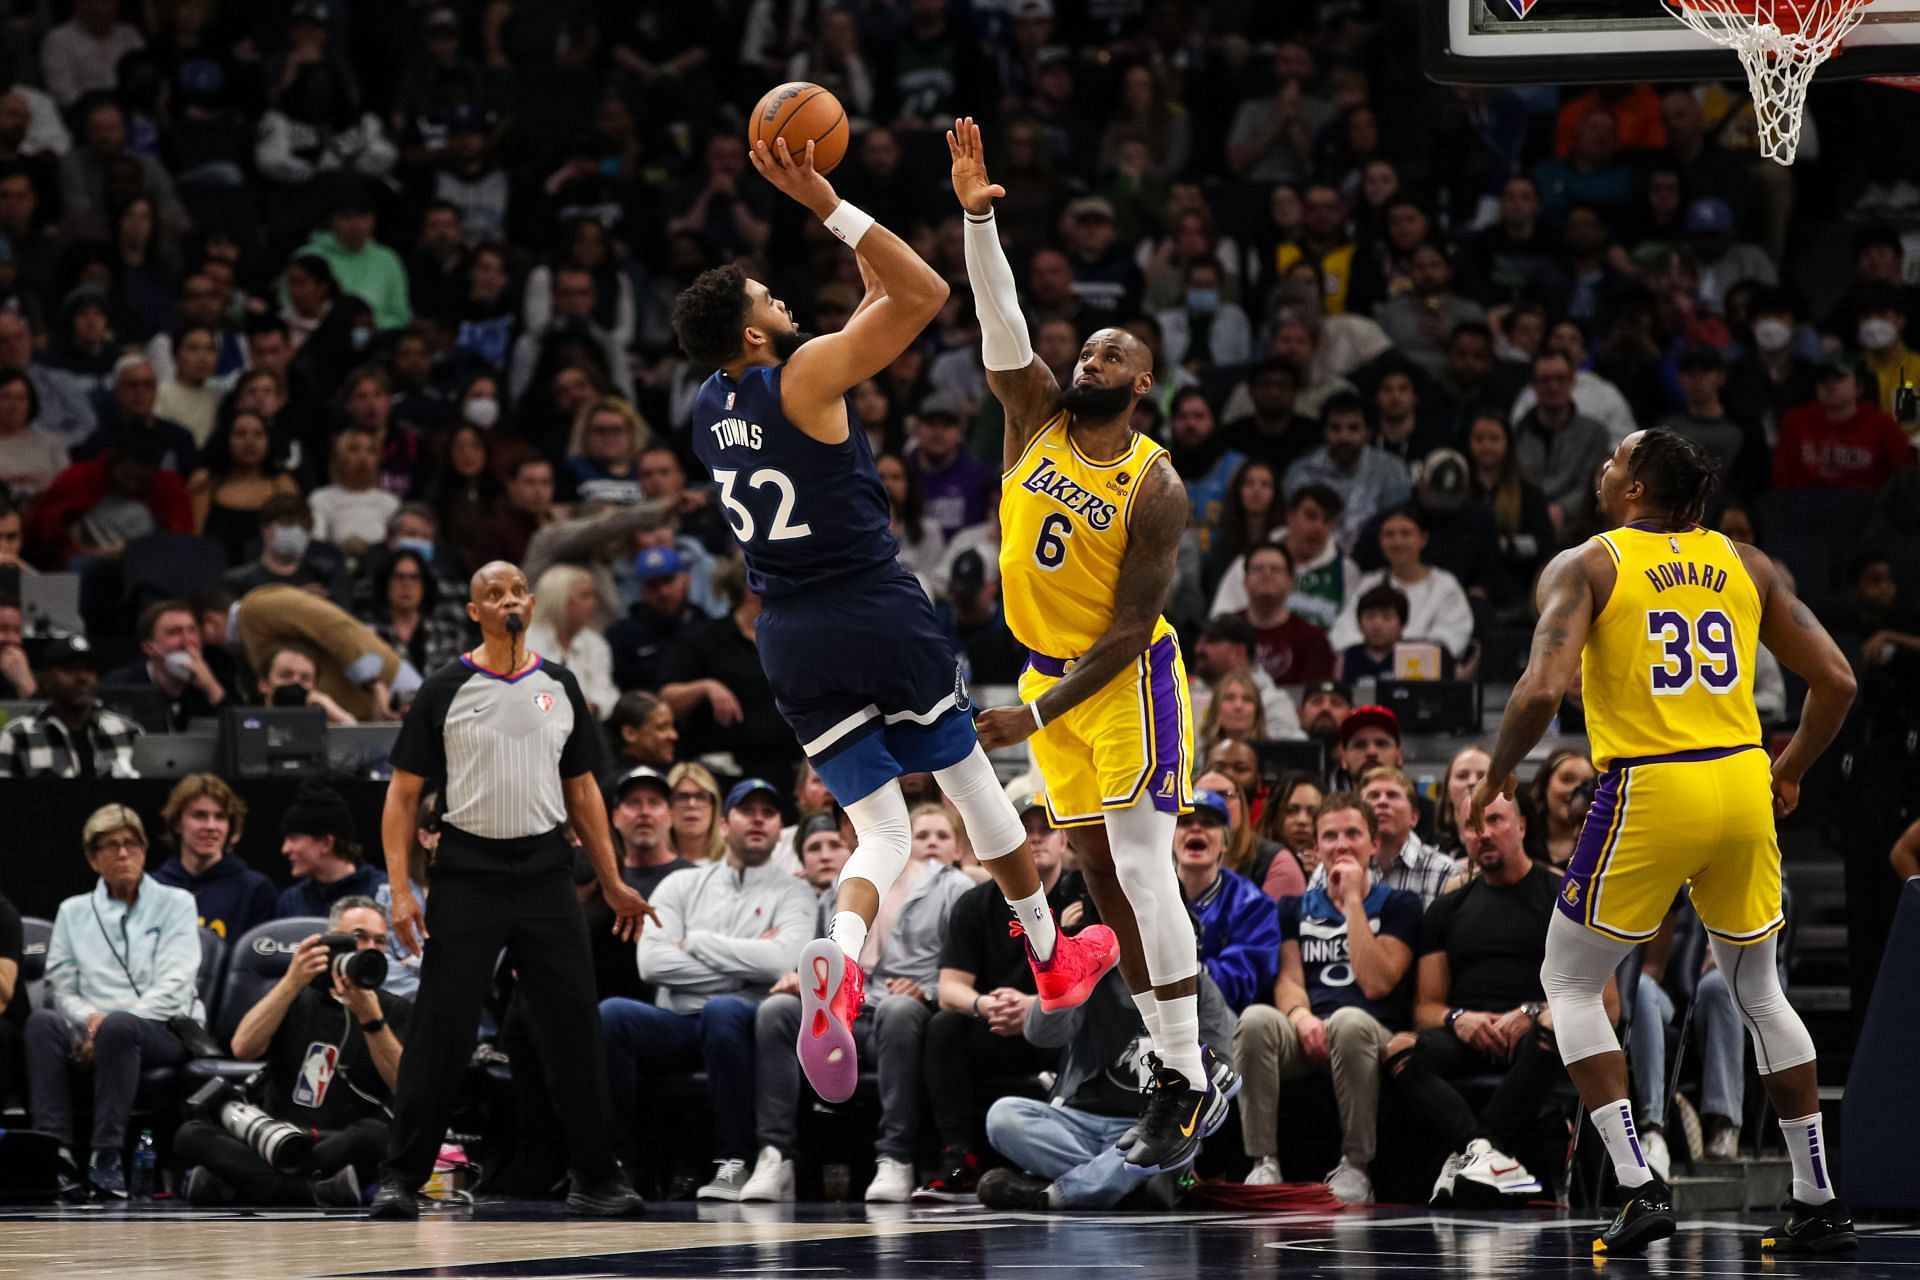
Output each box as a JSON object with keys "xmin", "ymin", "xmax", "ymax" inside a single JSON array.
[{"xmin": 1665, "ymin": 0, "xmax": 1874, "ymax": 164}]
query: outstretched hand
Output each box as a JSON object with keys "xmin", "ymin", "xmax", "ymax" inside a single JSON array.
[
  {"xmin": 748, "ymin": 137, "xmax": 839, "ymax": 219},
  {"xmin": 947, "ymin": 116, "xmax": 1005, "ymax": 217}
]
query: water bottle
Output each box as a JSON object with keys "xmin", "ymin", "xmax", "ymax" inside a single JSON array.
[{"xmin": 130, "ymin": 1129, "xmax": 157, "ymax": 1201}]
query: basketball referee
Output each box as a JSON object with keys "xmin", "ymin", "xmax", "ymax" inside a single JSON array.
[{"xmin": 369, "ymin": 560, "xmax": 658, "ymax": 1219}]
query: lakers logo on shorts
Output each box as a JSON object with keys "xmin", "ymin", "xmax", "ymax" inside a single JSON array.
[
  {"xmin": 1157, "ymin": 771, "xmax": 1176, "ymax": 799},
  {"xmin": 1563, "ymin": 879, "xmax": 1581, "ymax": 908}
]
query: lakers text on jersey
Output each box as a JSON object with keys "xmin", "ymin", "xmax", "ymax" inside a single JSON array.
[
  {"xmin": 1559, "ymin": 525, "xmax": 1782, "ymax": 946},
  {"xmin": 999, "ymin": 415, "xmax": 1193, "ymax": 826}
]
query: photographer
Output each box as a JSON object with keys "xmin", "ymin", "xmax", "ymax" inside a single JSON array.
[{"xmin": 176, "ymin": 896, "xmax": 408, "ymax": 1207}]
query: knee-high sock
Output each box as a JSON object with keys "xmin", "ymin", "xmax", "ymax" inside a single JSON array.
[
  {"xmin": 1541, "ymin": 912, "xmax": 1649, "ymax": 1187},
  {"xmin": 832, "ymin": 780, "xmax": 913, "ymax": 961},
  {"xmin": 1103, "ymin": 800, "xmax": 1201, "ymax": 1087},
  {"xmin": 935, "ymin": 744, "xmax": 1056, "ymax": 960}
]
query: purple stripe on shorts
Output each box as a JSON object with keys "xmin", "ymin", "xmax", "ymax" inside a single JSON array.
[
  {"xmin": 1608, "ymin": 743, "xmax": 1760, "ymax": 770},
  {"xmin": 1146, "ymin": 635, "xmax": 1185, "ymax": 815},
  {"xmin": 1556, "ymin": 770, "xmax": 1623, "ymax": 926}
]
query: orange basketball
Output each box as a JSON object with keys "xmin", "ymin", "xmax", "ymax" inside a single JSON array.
[{"xmin": 749, "ymin": 82, "xmax": 849, "ymax": 176}]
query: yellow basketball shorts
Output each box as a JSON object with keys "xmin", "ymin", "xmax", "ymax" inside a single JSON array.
[
  {"xmin": 1017, "ymin": 634, "xmax": 1195, "ymax": 828},
  {"xmin": 1557, "ymin": 745, "xmax": 1784, "ymax": 946}
]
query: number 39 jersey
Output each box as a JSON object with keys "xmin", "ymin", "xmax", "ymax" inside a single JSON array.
[
  {"xmin": 1583, "ymin": 524, "xmax": 1763, "ymax": 770},
  {"xmin": 999, "ymin": 413, "xmax": 1177, "ymax": 659},
  {"xmin": 690, "ymin": 365, "xmax": 899, "ymax": 599}
]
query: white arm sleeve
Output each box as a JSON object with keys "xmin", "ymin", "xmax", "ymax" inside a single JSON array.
[{"xmin": 962, "ymin": 213, "xmax": 1034, "ymax": 373}]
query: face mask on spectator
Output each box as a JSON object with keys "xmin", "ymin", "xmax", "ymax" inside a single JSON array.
[
  {"xmin": 1858, "ymin": 318, "xmax": 1900, "ymax": 351},
  {"xmin": 268, "ymin": 524, "xmax": 310, "ymax": 560},
  {"xmin": 1186, "ymin": 287, "xmax": 1221, "ymax": 314},
  {"xmin": 395, "ymin": 537, "xmax": 434, "ymax": 563},
  {"xmin": 464, "ymin": 396, "xmax": 500, "ymax": 429},
  {"xmin": 1751, "ymin": 318, "xmax": 1793, "ymax": 352}
]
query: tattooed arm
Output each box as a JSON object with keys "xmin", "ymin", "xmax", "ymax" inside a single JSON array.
[
  {"xmin": 1741, "ymin": 543, "xmax": 1856, "ymax": 815},
  {"xmin": 1470, "ymin": 545, "xmax": 1598, "ymax": 830},
  {"xmin": 975, "ymin": 457, "xmax": 1185, "ymax": 750}
]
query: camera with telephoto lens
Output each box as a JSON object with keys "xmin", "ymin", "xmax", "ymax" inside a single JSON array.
[
  {"xmin": 314, "ymin": 932, "xmax": 387, "ymax": 992},
  {"xmin": 187, "ymin": 1072, "xmax": 314, "ymax": 1173}
]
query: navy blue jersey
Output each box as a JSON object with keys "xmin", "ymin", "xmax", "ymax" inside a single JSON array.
[{"xmin": 689, "ymin": 364, "xmax": 899, "ymax": 599}]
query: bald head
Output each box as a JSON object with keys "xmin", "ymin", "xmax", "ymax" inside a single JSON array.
[
  {"xmin": 1087, "ymin": 327, "xmax": 1153, "ymax": 376},
  {"xmin": 467, "ymin": 561, "xmax": 532, "ymax": 642}
]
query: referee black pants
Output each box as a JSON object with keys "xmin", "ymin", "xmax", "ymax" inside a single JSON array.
[{"xmin": 380, "ymin": 839, "xmax": 618, "ymax": 1189}]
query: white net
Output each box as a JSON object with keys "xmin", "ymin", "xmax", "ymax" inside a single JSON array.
[{"xmin": 1663, "ymin": 0, "xmax": 1873, "ymax": 165}]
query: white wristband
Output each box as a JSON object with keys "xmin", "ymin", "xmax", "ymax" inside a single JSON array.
[
  {"xmin": 1030, "ymin": 702, "xmax": 1045, "ymax": 731},
  {"xmin": 823, "ymin": 200, "xmax": 874, "ymax": 248}
]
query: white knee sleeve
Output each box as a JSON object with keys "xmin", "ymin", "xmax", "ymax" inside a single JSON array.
[
  {"xmin": 1542, "ymin": 911, "xmax": 1630, "ymax": 1065},
  {"xmin": 1708, "ymin": 933, "xmax": 1816, "ymax": 1074},
  {"xmin": 840, "ymin": 780, "xmax": 912, "ymax": 900},
  {"xmin": 934, "ymin": 744, "xmax": 1026, "ymax": 860},
  {"xmin": 1103, "ymin": 800, "xmax": 1197, "ymax": 987}
]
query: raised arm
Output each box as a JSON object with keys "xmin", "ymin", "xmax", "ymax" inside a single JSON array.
[
  {"xmin": 1469, "ymin": 544, "xmax": 1599, "ymax": 829},
  {"xmin": 975, "ymin": 455, "xmax": 1185, "ymax": 751},
  {"xmin": 753, "ymin": 138, "xmax": 950, "ymax": 418},
  {"xmin": 1740, "ymin": 543, "xmax": 1857, "ymax": 816},
  {"xmin": 949, "ymin": 116, "xmax": 1059, "ymax": 468}
]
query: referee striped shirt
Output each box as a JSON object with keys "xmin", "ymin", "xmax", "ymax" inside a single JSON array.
[{"xmin": 390, "ymin": 654, "xmax": 605, "ymax": 840}]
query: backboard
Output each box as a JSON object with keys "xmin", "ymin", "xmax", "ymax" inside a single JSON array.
[{"xmin": 1424, "ymin": 0, "xmax": 1920, "ymax": 85}]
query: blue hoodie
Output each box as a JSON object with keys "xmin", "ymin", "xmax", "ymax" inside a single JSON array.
[
  {"xmin": 274, "ymin": 862, "xmax": 389, "ymax": 922},
  {"xmin": 1188, "ymin": 866, "xmax": 1282, "ymax": 1013},
  {"xmin": 151, "ymin": 853, "xmax": 278, "ymax": 942}
]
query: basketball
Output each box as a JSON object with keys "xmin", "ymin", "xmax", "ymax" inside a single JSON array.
[{"xmin": 749, "ymin": 82, "xmax": 848, "ymax": 175}]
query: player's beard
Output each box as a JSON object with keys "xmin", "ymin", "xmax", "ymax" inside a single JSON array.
[
  {"xmin": 1058, "ymin": 380, "xmax": 1133, "ymax": 421},
  {"xmin": 772, "ymin": 327, "xmax": 812, "ymax": 360}
]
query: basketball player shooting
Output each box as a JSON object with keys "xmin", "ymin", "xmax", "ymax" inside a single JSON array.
[
  {"xmin": 1466, "ymin": 428, "xmax": 1859, "ymax": 1255},
  {"xmin": 669, "ymin": 126, "xmax": 1118, "ymax": 1109},
  {"xmin": 950, "ymin": 117, "xmax": 1234, "ymax": 1177}
]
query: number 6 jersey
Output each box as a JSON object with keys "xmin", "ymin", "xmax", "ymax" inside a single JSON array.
[
  {"xmin": 1583, "ymin": 523, "xmax": 1763, "ymax": 771},
  {"xmin": 998, "ymin": 413, "xmax": 1178, "ymax": 659}
]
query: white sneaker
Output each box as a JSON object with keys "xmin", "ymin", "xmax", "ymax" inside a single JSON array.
[
  {"xmin": 1642, "ymin": 1129, "xmax": 1672, "ymax": 1183},
  {"xmin": 1245, "ymin": 1155, "xmax": 1283, "ymax": 1186},
  {"xmin": 1706, "ymin": 1124, "xmax": 1741, "ymax": 1162},
  {"xmin": 864, "ymin": 1157, "xmax": 915, "ymax": 1203},
  {"xmin": 738, "ymin": 1146, "xmax": 796, "ymax": 1203},
  {"xmin": 1453, "ymin": 1137, "xmax": 1543, "ymax": 1201},
  {"xmin": 1325, "ymin": 1157, "xmax": 1373, "ymax": 1206},
  {"xmin": 696, "ymin": 1157, "xmax": 750, "ymax": 1201},
  {"xmin": 1429, "ymin": 1149, "xmax": 1468, "ymax": 1206}
]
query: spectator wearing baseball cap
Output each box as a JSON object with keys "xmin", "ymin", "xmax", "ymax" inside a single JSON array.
[
  {"xmin": 273, "ymin": 781, "xmax": 388, "ymax": 919},
  {"xmin": 1299, "ymin": 679, "xmax": 1354, "ymax": 741},
  {"xmin": 934, "ymin": 548, "xmax": 1024, "ymax": 685},
  {"xmin": 0, "ymin": 635, "xmax": 143, "ymax": 778},
  {"xmin": 1684, "ymin": 197, "xmax": 1778, "ymax": 317},
  {"xmin": 914, "ymin": 788, "xmax": 1083, "ymax": 1199},
  {"xmin": 1331, "ymin": 704, "xmax": 1438, "ymax": 841},
  {"xmin": 609, "ymin": 766, "xmax": 687, "ymax": 900},
  {"xmin": 607, "ymin": 545, "xmax": 700, "ymax": 693},
  {"xmin": 910, "ymin": 390, "xmax": 995, "ymax": 541},
  {"xmin": 1190, "ymin": 613, "xmax": 1307, "ymax": 741},
  {"xmin": 603, "ymin": 767, "xmax": 815, "ymax": 1200},
  {"xmin": 1172, "ymin": 788, "xmax": 1280, "ymax": 1013}
]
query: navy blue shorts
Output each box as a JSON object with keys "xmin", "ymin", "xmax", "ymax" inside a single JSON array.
[{"xmin": 756, "ymin": 566, "xmax": 977, "ymax": 805}]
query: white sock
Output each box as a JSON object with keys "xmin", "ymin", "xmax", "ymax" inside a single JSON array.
[
  {"xmin": 1154, "ymin": 993, "xmax": 1204, "ymax": 1090},
  {"xmin": 828, "ymin": 911, "xmax": 867, "ymax": 963},
  {"xmin": 1007, "ymin": 887, "xmax": 1056, "ymax": 962},
  {"xmin": 1130, "ymin": 991, "xmax": 1163, "ymax": 1050},
  {"xmin": 1592, "ymin": 1098, "xmax": 1654, "ymax": 1189},
  {"xmin": 1780, "ymin": 1112, "xmax": 1835, "ymax": 1205}
]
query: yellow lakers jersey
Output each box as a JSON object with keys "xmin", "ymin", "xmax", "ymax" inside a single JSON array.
[
  {"xmin": 1583, "ymin": 525, "xmax": 1763, "ymax": 770},
  {"xmin": 999, "ymin": 414, "xmax": 1178, "ymax": 658}
]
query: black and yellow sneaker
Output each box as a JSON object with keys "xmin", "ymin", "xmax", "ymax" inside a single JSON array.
[
  {"xmin": 1592, "ymin": 1176, "xmax": 1675, "ymax": 1256},
  {"xmin": 1761, "ymin": 1198, "xmax": 1858, "ymax": 1255},
  {"xmin": 1120, "ymin": 1054, "xmax": 1211, "ymax": 1176}
]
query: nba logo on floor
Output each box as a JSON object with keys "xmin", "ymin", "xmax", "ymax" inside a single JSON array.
[{"xmin": 293, "ymin": 1041, "xmax": 339, "ymax": 1108}]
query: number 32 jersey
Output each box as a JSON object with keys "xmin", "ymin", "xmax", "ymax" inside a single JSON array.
[
  {"xmin": 1583, "ymin": 524, "xmax": 1762, "ymax": 770},
  {"xmin": 999, "ymin": 413, "xmax": 1178, "ymax": 659},
  {"xmin": 691, "ymin": 365, "xmax": 899, "ymax": 599}
]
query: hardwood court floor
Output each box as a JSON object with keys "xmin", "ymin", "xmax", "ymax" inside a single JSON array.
[{"xmin": 0, "ymin": 1199, "xmax": 1912, "ymax": 1279}]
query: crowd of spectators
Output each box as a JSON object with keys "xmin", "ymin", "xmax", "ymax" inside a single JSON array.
[{"xmin": 0, "ymin": 0, "xmax": 1914, "ymax": 1216}]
